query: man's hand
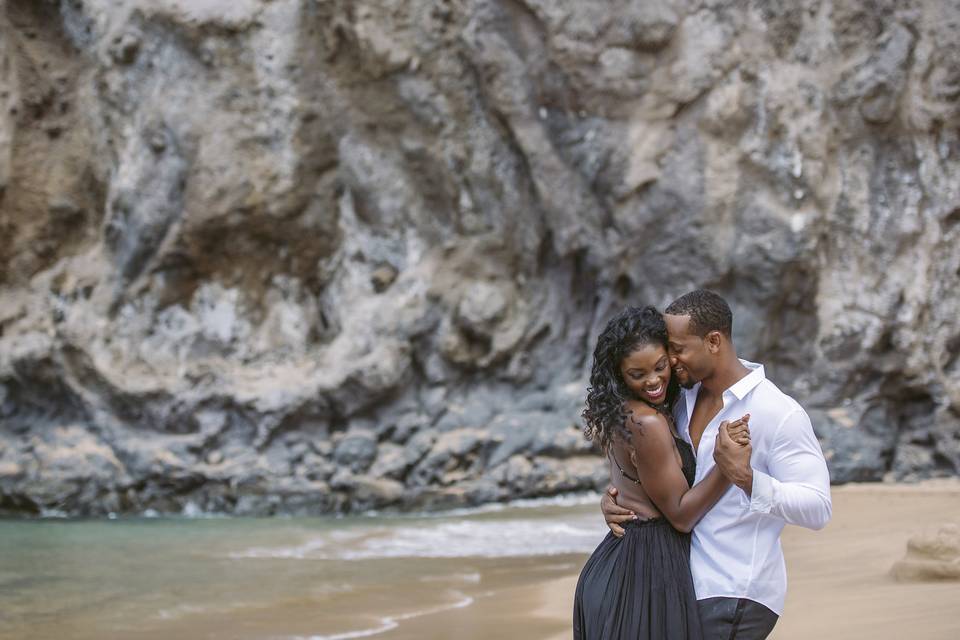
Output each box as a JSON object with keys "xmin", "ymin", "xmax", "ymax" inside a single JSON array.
[
  {"xmin": 714, "ymin": 416, "xmax": 754, "ymax": 496},
  {"xmin": 601, "ymin": 485, "xmax": 637, "ymax": 537}
]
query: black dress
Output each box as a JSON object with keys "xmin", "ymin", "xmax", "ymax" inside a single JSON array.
[{"xmin": 573, "ymin": 436, "xmax": 703, "ymax": 640}]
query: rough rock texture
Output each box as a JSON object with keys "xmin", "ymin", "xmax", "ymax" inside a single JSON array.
[
  {"xmin": 0, "ymin": 0, "xmax": 958, "ymax": 516},
  {"xmin": 891, "ymin": 523, "xmax": 960, "ymax": 581}
]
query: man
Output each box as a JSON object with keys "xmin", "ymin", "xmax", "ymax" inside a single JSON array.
[{"xmin": 602, "ymin": 290, "xmax": 831, "ymax": 639}]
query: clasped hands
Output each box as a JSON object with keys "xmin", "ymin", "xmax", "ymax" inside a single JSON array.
[{"xmin": 713, "ymin": 413, "xmax": 754, "ymax": 496}]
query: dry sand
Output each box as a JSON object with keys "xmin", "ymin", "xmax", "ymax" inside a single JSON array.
[
  {"xmin": 772, "ymin": 480, "xmax": 960, "ymax": 639},
  {"xmin": 528, "ymin": 480, "xmax": 960, "ymax": 640}
]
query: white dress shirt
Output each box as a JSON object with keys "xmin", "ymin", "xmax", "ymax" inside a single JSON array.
[{"xmin": 674, "ymin": 360, "xmax": 832, "ymax": 615}]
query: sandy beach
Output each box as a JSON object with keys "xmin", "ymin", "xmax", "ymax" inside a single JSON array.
[
  {"xmin": 294, "ymin": 480, "xmax": 960, "ymax": 640},
  {"xmin": 2, "ymin": 481, "xmax": 958, "ymax": 640},
  {"xmin": 524, "ymin": 480, "xmax": 960, "ymax": 640}
]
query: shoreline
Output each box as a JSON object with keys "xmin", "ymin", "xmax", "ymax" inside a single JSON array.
[
  {"xmin": 3, "ymin": 478, "xmax": 958, "ymax": 522},
  {"xmin": 291, "ymin": 479, "xmax": 960, "ymax": 640}
]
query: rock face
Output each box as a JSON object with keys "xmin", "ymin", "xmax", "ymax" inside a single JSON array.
[{"xmin": 0, "ymin": 0, "xmax": 958, "ymax": 516}]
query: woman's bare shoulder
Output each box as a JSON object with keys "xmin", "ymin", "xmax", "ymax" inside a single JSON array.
[{"xmin": 623, "ymin": 400, "xmax": 670, "ymax": 435}]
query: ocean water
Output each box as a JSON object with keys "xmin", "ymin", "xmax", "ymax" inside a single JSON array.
[{"xmin": 0, "ymin": 494, "xmax": 605, "ymax": 640}]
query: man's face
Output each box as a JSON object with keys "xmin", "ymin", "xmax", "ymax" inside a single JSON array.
[{"xmin": 664, "ymin": 313, "xmax": 712, "ymax": 389}]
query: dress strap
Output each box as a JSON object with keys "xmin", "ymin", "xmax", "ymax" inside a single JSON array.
[
  {"xmin": 610, "ymin": 400, "xmax": 677, "ymax": 486},
  {"xmin": 607, "ymin": 448, "xmax": 641, "ymax": 485}
]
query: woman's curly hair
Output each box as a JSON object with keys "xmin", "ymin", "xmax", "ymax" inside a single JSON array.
[{"xmin": 582, "ymin": 305, "xmax": 678, "ymax": 451}]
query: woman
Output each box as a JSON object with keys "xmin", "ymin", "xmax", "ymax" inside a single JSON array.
[{"xmin": 573, "ymin": 306, "xmax": 749, "ymax": 640}]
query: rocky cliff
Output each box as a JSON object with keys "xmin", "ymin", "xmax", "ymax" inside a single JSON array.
[{"xmin": 1, "ymin": 0, "xmax": 958, "ymax": 516}]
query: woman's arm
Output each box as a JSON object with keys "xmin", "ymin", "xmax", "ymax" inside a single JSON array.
[{"xmin": 626, "ymin": 411, "xmax": 743, "ymax": 533}]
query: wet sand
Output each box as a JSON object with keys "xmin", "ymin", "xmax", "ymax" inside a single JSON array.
[{"xmin": 525, "ymin": 480, "xmax": 960, "ymax": 640}]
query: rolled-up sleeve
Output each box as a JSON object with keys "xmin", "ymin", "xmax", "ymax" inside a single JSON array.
[{"xmin": 745, "ymin": 408, "xmax": 832, "ymax": 530}]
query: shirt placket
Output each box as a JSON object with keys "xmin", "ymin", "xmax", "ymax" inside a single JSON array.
[{"xmin": 694, "ymin": 391, "xmax": 737, "ymax": 483}]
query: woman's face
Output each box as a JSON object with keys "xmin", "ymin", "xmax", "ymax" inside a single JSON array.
[{"xmin": 619, "ymin": 342, "xmax": 671, "ymax": 405}]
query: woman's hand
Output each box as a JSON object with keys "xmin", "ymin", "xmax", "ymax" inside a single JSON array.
[
  {"xmin": 724, "ymin": 414, "xmax": 751, "ymax": 446},
  {"xmin": 714, "ymin": 415, "xmax": 754, "ymax": 494}
]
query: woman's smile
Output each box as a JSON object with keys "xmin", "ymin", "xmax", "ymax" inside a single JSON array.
[{"xmin": 642, "ymin": 381, "xmax": 666, "ymax": 403}]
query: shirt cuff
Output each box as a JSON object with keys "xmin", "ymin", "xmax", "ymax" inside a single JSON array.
[{"xmin": 740, "ymin": 469, "xmax": 775, "ymax": 514}]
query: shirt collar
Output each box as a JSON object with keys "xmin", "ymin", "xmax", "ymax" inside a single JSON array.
[
  {"xmin": 680, "ymin": 359, "xmax": 765, "ymax": 402},
  {"xmin": 726, "ymin": 359, "xmax": 765, "ymax": 400}
]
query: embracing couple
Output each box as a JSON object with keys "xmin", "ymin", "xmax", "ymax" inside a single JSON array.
[{"xmin": 573, "ymin": 290, "xmax": 832, "ymax": 639}]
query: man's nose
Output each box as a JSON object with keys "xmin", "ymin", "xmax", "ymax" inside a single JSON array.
[{"xmin": 669, "ymin": 355, "xmax": 678, "ymax": 367}]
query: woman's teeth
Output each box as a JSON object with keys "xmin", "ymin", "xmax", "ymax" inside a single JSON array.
[{"xmin": 646, "ymin": 384, "xmax": 664, "ymax": 396}]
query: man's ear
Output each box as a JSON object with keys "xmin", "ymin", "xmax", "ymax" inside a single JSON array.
[{"xmin": 705, "ymin": 330, "xmax": 723, "ymax": 354}]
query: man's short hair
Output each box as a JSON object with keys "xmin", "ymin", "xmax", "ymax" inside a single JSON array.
[{"xmin": 664, "ymin": 289, "xmax": 733, "ymax": 338}]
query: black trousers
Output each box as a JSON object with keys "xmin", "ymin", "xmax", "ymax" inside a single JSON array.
[{"xmin": 697, "ymin": 597, "xmax": 779, "ymax": 640}]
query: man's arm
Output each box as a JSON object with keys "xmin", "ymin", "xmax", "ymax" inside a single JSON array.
[{"xmin": 718, "ymin": 408, "xmax": 831, "ymax": 530}]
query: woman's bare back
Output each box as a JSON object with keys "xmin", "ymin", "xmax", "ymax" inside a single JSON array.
[{"xmin": 606, "ymin": 401, "xmax": 684, "ymax": 519}]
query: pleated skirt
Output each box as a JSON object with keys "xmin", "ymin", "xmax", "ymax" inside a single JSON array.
[{"xmin": 573, "ymin": 517, "xmax": 703, "ymax": 640}]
